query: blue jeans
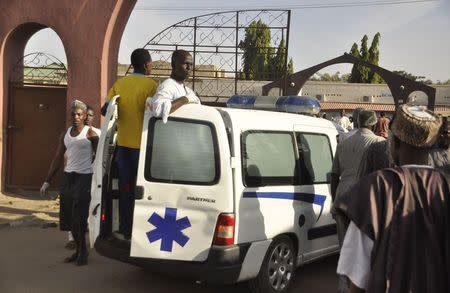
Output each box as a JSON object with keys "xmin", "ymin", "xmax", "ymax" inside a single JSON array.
[{"xmin": 116, "ymin": 146, "xmax": 140, "ymax": 238}]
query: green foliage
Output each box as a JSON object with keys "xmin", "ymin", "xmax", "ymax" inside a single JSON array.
[
  {"xmin": 393, "ymin": 70, "xmax": 433, "ymax": 84},
  {"xmin": 239, "ymin": 20, "xmax": 293, "ymax": 81},
  {"xmin": 287, "ymin": 57, "xmax": 294, "ymax": 75},
  {"xmin": 437, "ymin": 79, "xmax": 450, "ymax": 85},
  {"xmin": 349, "ymin": 33, "xmax": 383, "ymax": 84},
  {"xmin": 348, "ymin": 43, "xmax": 361, "ymax": 83},
  {"xmin": 368, "ymin": 32, "xmax": 382, "ymax": 83},
  {"xmin": 239, "ymin": 20, "xmax": 271, "ymax": 80},
  {"xmin": 274, "ymin": 39, "xmax": 287, "ymax": 79},
  {"xmin": 359, "ymin": 35, "xmax": 370, "ymax": 83},
  {"xmin": 310, "ymin": 71, "xmax": 350, "ymax": 82}
]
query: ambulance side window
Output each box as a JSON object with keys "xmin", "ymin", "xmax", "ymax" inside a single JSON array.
[
  {"xmin": 296, "ymin": 133, "xmax": 333, "ymax": 184},
  {"xmin": 144, "ymin": 118, "xmax": 219, "ymax": 185},
  {"xmin": 242, "ymin": 131, "xmax": 298, "ymax": 187}
]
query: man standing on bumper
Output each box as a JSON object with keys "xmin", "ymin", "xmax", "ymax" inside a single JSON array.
[
  {"xmin": 40, "ymin": 100, "xmax": 98, "ymax": 266},
  {"xmin": 102, "ymin": 49, "xmax": 158, "ymax": 240}
]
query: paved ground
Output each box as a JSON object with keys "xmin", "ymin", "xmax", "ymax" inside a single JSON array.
[{"xmin": 0, "ymin": 193, "xmax": 338, "ymax": 293}]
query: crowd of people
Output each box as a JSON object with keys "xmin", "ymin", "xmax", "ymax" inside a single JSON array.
[
  {"xmin": 37, "ymin": 47, "xmax": 449, "ymax": 293},
  {"xmin": 331, "ymin": 106, "xmax": 450, "ymax": 292}
]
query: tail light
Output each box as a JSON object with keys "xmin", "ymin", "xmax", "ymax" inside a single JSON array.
[
  {"xmin": 213, "ymin": 213, "xmax": 235, "ymax": 246},
  {"xmin": 101, "ymin": 213, "xmax": 106, "ymax": 222}
]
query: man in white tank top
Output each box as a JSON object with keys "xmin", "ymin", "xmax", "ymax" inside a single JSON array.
[
  {"xmin": 40, "ymin": 100, "xmax": 99, "ymax": 266},
  {"xmin": 64, "ymin": 104, "xmax": 102, "ymax": 250}
]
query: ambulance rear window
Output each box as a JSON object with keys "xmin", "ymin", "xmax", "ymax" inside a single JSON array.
[{"xmin": 144, "ymin": 118, "xmax": 220, "ymax": 185}]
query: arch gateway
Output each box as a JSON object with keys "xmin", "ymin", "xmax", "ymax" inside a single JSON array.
[{"xmin": 0, "ymin": 0, "xmax": 136, "ymax": 194}]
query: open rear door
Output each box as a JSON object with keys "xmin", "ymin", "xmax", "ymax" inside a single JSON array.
[
  {"xmin": 88, "ymin": 96, "xmax": 119, "ymax": 248},
  {"xmin": 130, "ymin": 105, "xmax": 234, "ymax": 261}
]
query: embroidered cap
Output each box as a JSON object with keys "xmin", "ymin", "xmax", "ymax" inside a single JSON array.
[{"xmin": 391, "ymin": 104, "xmax": 442, "ymax": 148}]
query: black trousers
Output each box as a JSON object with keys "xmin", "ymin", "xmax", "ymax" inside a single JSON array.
[{"xmin": 60, "ymin": 172, "xmax": 92, "ymax": 256}]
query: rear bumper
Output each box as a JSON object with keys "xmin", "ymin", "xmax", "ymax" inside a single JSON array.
[{"xmin": 94, "ymin": 236, "xmax": 250, "ymax": 284}]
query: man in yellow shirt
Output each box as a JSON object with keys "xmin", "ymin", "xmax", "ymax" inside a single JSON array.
[{"xmin": 102, "ymin": 48, "xmax": 157, "ymax": 240}]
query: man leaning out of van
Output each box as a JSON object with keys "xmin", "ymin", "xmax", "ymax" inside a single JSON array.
[{"xmin": 147, "ymin": 50, "xmax": 200, "ymax": 122}]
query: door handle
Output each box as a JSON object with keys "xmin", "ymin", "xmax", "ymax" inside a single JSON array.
[
  {"xmin": 92, "ymin": 203, "xmax": 100, "ymax": 216},
  {"xmin": 7, "ymin": 125, "xmax": 21, "ymax": 130}
]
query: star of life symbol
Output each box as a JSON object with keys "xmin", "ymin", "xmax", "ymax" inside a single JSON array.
[{"xmin": 146, "ymin": 207, "xmax": 191, "ymax": 252}]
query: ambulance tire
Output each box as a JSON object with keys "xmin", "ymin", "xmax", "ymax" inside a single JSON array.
[{"xmin": 249, "ymin": 235, "xmax": 296, "ymax": 293}]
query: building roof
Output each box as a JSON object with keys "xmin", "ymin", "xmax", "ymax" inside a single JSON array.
[{"xmin": 320, "ymin": 102, "xmax": 450, "ymax": 115}]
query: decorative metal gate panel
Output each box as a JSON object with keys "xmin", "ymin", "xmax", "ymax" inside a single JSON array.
[
  {"xmin": 10, "ymin": 52, "xmax": 67, "ymax": 85},
  {"xmin": 128, "ymin": 10, "xmax": 291, "ymax": 103}
]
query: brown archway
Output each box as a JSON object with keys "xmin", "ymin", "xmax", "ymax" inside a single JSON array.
[
  {"xmin": 262, "ymin": 53, "xmax": 436, "ymax": 110},
  {"xmin": 0, "ymin": 0, "xmax": 136, "ymax": 194}
]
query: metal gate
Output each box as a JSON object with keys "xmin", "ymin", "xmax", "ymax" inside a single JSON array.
[
  {"xmin": 6, "ymin": 53, "xmax": 67, "ymax": 194},
  {"xmin": 127, "ymin": 9, "xmax": 291, "ymax": 104}
]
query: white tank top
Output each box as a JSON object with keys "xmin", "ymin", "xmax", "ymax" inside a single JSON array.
[{"xmin": 64, "ymin": 126, "xmax": 93, "ymax": 174}]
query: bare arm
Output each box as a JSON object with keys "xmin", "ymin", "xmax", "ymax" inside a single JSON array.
[
  {"xmin": 169, "ymin": 96, "xmax": 189, "ymax": 113},
  {"xmin": 87, "ymin": 127, "xmax": 99, "ymax": 153},
  {"xmin": 44, "ymin": 132, "xmax": 66, "ymax": 183}
]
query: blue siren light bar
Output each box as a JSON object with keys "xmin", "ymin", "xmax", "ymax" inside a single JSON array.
[{"xmin": 226, "ymin": 95, "xmax": 321, "ymax": 115}]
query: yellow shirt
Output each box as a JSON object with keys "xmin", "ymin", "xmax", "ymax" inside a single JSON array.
[{"xmin": 107, "ymin": 75, "xmax": 157, "ymax": 149}]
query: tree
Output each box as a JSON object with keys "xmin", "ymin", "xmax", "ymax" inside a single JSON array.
[
  {"xmin": 392, "ymin": 70, "xmax": 433, "ymax": 84},
  {"xmin": 359, "ymin": 35, "xmax": 370, "ymax": 83},
  {"xmin": 348, "ymin": 43, "xmax": 361, "ymax": 83},
  {"xmin": 239, "ymin": 20, "xmax": 271, "ymax": 80},
  {"xmin": 268, "ymin": 38, "xmax": 289, "ymax": 80},
  {"xmin": 437, "ymin": 79, "xmax": 450, "ymax": 85},
  {"xmin": 287, "ymin": 57, "xmax": 294, "ymax": 75},
  {"xmin": 349, "ymin": 33, "xmax": 384, "ymax": 84},
  {"xmin": 310, "ymin": 71, "xmax": 349, "ymax": 82},
  {"xmin": 239, "ymin": 20, "xmax": 294, "ymax": 81},
  {"xmin": 368, "ymin": 32, "xmax": 382, "ymax": 83},
  {"xmin": 267, "ymin": 46, "xmax": 277, "ymax": 80}
]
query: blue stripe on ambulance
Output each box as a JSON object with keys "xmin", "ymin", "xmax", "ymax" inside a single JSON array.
[{"xmin": 243, "ymin": 192, "xmax": 327, "ymax": 221}]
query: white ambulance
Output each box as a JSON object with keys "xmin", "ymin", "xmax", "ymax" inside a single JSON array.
[{"xmin": 89, "ymin": 95, "xmax": 340, "ymax": 293}]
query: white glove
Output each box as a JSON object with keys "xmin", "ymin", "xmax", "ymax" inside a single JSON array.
[
  {"xmin": 40, "ymin": 182, "xmax": 50, "ymax": 197},
  {"xmin": 185, "ymin": 92, "xmax": 200, "ymax": 104},
  {"xmin": 161, "ymin": 100, "xmax": 171, "ymax": 124}
]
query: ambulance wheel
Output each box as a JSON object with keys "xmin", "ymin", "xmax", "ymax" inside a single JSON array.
[{"xmin": 249, "ymin": 235, "xmax": 296, "ymax": 293}]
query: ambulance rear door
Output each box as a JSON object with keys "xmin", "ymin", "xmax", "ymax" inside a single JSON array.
[
  {"xmin": 131, "ymin": 104, "xmax": 234, "ymax": 261},
  {"xmin": 88, "ymin": 95, "xmax": 118, "ymax": 248}
]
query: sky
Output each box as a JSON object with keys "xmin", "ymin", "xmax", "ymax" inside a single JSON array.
[{"xmin": 25, "ymin": 0, "xmax": 450, "ymax": 82}]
